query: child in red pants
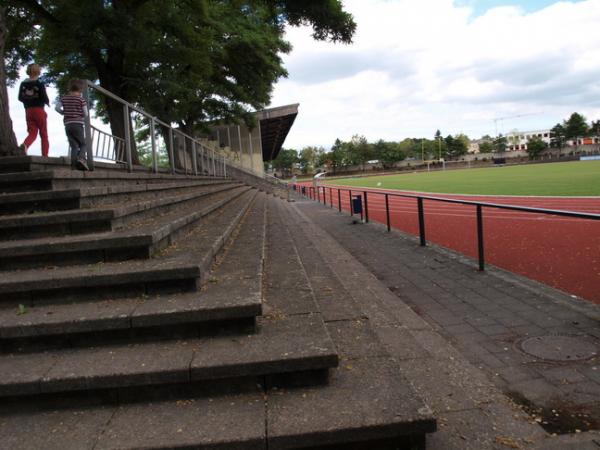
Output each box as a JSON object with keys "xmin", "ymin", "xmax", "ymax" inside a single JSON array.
[{"xmin": 18, "ymin": 64, "xmax": 50, "ymax": 156}]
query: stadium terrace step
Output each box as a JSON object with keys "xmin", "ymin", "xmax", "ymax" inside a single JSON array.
[
  {"xmin": 0, "ymin": 313, "xmax": 337, "ymax": 398},
  {"xmin": 0, "ymin": 193, "xmax": 266, "ymax": 343},
  {"xmin": 0, "ymin": 189, "xmax": 258, "ymax": 304},
  {"xmin": 0, "ymin": 182, "xmax": 243, "ymax": 241},
  {"xmin": 0, "ymin": 185, "xmax": 252, "ymax": 269},
  {"xmin": 0, "ymin": 168, "xmax": 222, "ymax": 194},
  {"xmin": 0, "ymin": 177, "xmax": 238, "ymax": 216}
]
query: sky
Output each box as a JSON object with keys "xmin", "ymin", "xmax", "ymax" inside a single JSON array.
[
  {"xmin": 268, "ymin": 0, "xmax": 600, "ymax": 149},
  {"xmin": 7, "ymin": 0, "xmax": 600, "ymax": 156}
]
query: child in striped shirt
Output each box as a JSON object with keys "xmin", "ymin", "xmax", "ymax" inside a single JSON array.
[{"xmin": 55, "ymin": 79, "xmax": 89, "ymax": 170}]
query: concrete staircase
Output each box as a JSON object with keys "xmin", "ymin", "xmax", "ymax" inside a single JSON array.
[{"xmin": 0, "ymin": 156, "xmax": 435, "ymax": 449}]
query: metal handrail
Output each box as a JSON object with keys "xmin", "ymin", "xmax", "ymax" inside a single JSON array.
[
  {"xmin": 83, "ymin": 80, "xmax": 280, "ymax": 186},
  {"xmin": 294, "ymin": 183, "xmax": 600, "ymax": 272},
  {"xmin": 90, "ymin": 125, "xmax": 125, "ymax": 162}
]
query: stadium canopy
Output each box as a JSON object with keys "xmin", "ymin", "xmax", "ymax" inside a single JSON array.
[{"xmin": 257, "ymin": 104, "xmax": 299, "ymax": 161}]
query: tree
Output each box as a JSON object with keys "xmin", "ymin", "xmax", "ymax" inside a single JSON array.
[
  {"xmin": 298, "ymin": 146, "xmax": 323, "ymax": 174},
  {"xmin": 272, "ymin": 148, "xmax": 298, "ymax": 177},
  {"xmin": 373, "ymin": 139, "xmax": 404, "ymax": 168},
  {"xmin": 591, "ymin": 120, "xmax": 600, "ymax": 137},
  {"xmin": 444, "ymin": 134, "xmax": 468, "ymax": 159},
  {"xmin": 564, "ymin": 112, "xmax": 589, "ymax": 146},
  {"xmin": 346, "ymin": 134, "xmax": 372, "ymax": 171},
  {"xmin": 493, "ymin": 135, "xmax": 507, "ymax": 153},
  {"xmin": 0, "ymin": 5, "xmax": 38, "ymax": 156},
  {"xmin": 3, "ymin": 0, "xmax": 356, "ymax": 162},
  {"xmin": 478, "ymin": 141, "xmax": 494, "ymax": 154},
  {"xmin": 550, "ymin": 123, "xmax": 567, "ymax": 151},
  {"xmin": 526, "ymin": 136, "xmax": 547, "ymax": 159}
]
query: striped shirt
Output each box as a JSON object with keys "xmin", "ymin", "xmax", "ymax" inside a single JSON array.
[{"xmin": 56, "ymin": 95, "xmax": 88, "ymax": 124}]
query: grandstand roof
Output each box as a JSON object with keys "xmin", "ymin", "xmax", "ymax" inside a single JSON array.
[{"xmin": 257, "ymin": 104, "xmax": 299, "ymax": 161}]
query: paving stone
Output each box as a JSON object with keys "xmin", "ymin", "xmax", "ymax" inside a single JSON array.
[
  {"xmin": 495, "ymin": 365, "xmax": 542, "ymax": 385},
  {"xmin": 374, "ymin": 323, "xmax": 431, "ymax": 360},
  {"xmin": 191, "ymin": 314, "xmax": 338, "ymax": 380},
  {"xmin": 96, "ymin": 392, "xmax": 265, "ymax": 450},
  {"xmin": 537, "ymin": 367, "xmax": 588, "ymax": 385},
  {"xmin": 267, "ymin": 356, "xmax": 436, "ymax": 450},
  {"xmin": 508, "ymin": 378, "xmax": 558, "ymax": 405}
]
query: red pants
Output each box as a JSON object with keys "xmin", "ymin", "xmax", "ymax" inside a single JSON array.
[{"xmin": 23, "ymin": 107, "xmax": 49, "ymax": 157}]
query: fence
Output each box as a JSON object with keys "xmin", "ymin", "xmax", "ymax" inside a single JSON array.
[
  {"xmin": 80, "ymin": 81, "xmax": 287, "ymax": 192},
  {"xmin": 293, "ymin": 185, "xmax": 600, "ymax": 301}
]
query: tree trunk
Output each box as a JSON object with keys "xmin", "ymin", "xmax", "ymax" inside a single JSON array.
[{"xmin": 0, "ymin": 7, "xmax": 21, "ymax": 157}]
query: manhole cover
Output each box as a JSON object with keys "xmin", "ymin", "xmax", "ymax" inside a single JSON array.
[{"xmin": 519, "ymin": 334, "xmax": 598, "ymax": 362}]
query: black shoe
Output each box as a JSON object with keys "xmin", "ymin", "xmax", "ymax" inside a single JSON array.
[
  {"xmin": 18, "ymin": 143, "xmax": 27, "ymax": 154},
  {"xmin": 76, "ymin": 159, "xmax": 89, "ymax": 171}
]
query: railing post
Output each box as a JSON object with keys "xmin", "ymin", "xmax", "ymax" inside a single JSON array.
[
  {"xmin": 338, "ymin": 189, "xmax": 342, "ymax": 212},
  {"xmin": 83, "ymin": 83, "xmax": 94, "ymax": 171},
  {"xmin": 150, "ymin": 118, "xmax": 157, "ymax": 173},
  {"xmin": 385, "ymin": 194, "xmax": 391, "ymax": 232},
  {"xmin": 364, "ymin": 191, "xmax": 369, "ymax": 223},
  {"xmin": 329, "ymin": 187, "xmax": 333, "ymax": 208},
  {"xmin": 349, "ymin": 189, "xmax": 353, "ymax": 216},
  {"xmin": 212, "ymin": 150, "xmax": 216, "ymax": 176},
  {"xmin": 192, "ymin": 140, "xmax": 198, "ymax": 176},
  {"xmin": 417, "ymin": 197, "xmax": 426, "ymax": 246},
  {"xmin": 168, "ymin": 128, "xmax": 175, "ymax": 174},
  {"xmin": 223, "ymin": 156, "xmax": 227, "ymax": 178},
  {"xmin": 317, "ymin": 186, "xmax": 320, "ymax": 203},
  {"xmin": 182, "ymin": 135, "xmax": 188, "ymax": 174},
  {"xmin": 123, "ymin": 104, "xmax": 133, "ymax": 172},
  {"xmin": 477, "ymin": 205, "xmax": 485, "ymax": 271}
]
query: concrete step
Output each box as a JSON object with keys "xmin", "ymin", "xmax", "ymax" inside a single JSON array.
[
  {"xmin": 0, "ymin": 189, "xmax": 258, "ymax": 305},
  {"xmin": 0, "ymin": 185, "xmax": 252, "ymax": 269},
  {"xmin": 0, "ymin": 193, "xmax": 267, "ymax": 343},
  {"xmin": 0, "ymin": 357, "xmax": 436, "ymax": 450},
  {"xmin": 0, "ymin": 182, "xmax": 242, "ymax": 241},
  {"xmin": 0, "ymin": 177, "xmax": 237, "ymax": 216},
  {"xmin": 0, "ymin": 313, "xmax": 337, "ymax": 399},
  {"xmin": 0, "ymin": 168, "xmax": 221, "ymax": 193}
]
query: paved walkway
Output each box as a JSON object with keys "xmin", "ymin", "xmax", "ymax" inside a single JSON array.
[{"xmin": 287, "ymin": 194, "xmax": 600, "ymax": 449}]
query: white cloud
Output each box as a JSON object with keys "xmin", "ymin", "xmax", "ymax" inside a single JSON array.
[{"xmin": 270, "ymin": 0, "xmax": 600, "ymax": 148}]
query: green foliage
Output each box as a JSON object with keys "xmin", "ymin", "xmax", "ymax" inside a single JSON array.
[
  {"xmin": 346, "ymin": 134, "xmax": 372, "ymax": 169},
  {"xmin": 272, "ymin": 148, "xmax": 298, "ymax": 176},
  {"xmin": 444, "ymin": 134, "xmax": 468, "ymax": 159},
  {"xmin": 550, "ymin": 123, "xmax": 567, "ymax": 149},
  {"xmin": 478, "ymin": 141, "xmax": 494, "ymax": 153},
  {"xmin": 493, "ymin": 135, "xmax": 508, "ymax": 153},
  {"xmin": 564, "ymin": 112, "xmax": 589, "ymax": 140},
  {"xmin": 526, "ymin": 136, "xmax": 548, "ymax": 159},
  {"xmin": 373, "ymin": 139, "xmax": 404, "ymax": 167},
  {"xmin": 298, "ymin": 146, "xmax": 324, "ymax": 173}
]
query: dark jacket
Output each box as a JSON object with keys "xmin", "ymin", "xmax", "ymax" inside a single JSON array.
[{"xmin": 18, "ymin": 79, "xmax": 50, "ymax": 109}]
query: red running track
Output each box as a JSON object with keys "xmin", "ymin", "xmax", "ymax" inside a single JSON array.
[{"xmin": 295, "ymin": 183, "xmax": 600, "ymax": 304}]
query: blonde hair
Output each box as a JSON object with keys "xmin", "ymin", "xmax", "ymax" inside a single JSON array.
[{"xmin": 26, "ymin": 64, "xmax": 41, "ymax": 77}]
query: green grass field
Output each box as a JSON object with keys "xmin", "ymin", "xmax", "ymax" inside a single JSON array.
[{"xmin": 324, "ymin": 161, "xmax": 600, "ymax": 196}]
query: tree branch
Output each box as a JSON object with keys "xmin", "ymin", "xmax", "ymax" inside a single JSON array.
[{"xmin": 12, "ymin": 0, "xmax": 59, "ymax": 24}]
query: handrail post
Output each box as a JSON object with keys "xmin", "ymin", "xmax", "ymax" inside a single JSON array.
[
  {"xmin": 385, "ymin": 194, "xmax": 391, "ymax": 232},
  {"xmin": 83, "ymin": 83, "xmax": 94, "ymax": 171},
  {"xmin": 317, "ymin": 186, "xmax": 320, "ymax": 203},
  {"xmin": 212, "ymin": 150, "xmax": 216, "ymax": 176},
  {"xmin": 338, "ymin": 189, "xmax": 342, "ymax": 212},
  {"xmin": 168, "ymin": 128, "xmax": 175, "ymax": 174},
  {"xmin": 477, "ymin": 205, "xmax": 485, "ymax": 271},
  {"xmin": 364, "ymin": 191, "xmax": 369, "ymax": 223},
  {"xmin": 182, "ymin": 135, "xmax": 188, "ymax": 174},
  {"xmin": 417, "ymin": 197, "xmax": 426, "ymax": 246},
  {"xmin": 329, "ymin": 187, "xmax": 333, "ymax": 208},
  {"xmin": 192, "ymin": 140, "xmax": 198, "ymax": 176},
  {"xmin": 123, "ymin": 104, "xmax": 133, "ymax": 172},
  {"xmin": 349, "ymin": 189, "xmax": 353, "ymax": 216},
  {"xmin": 150, "ymin": 118, "xmax": 157, "ymax": 173},
  {"xmin": 223, "ymin": 156, "xmax": 227, "ymax": 178}
]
